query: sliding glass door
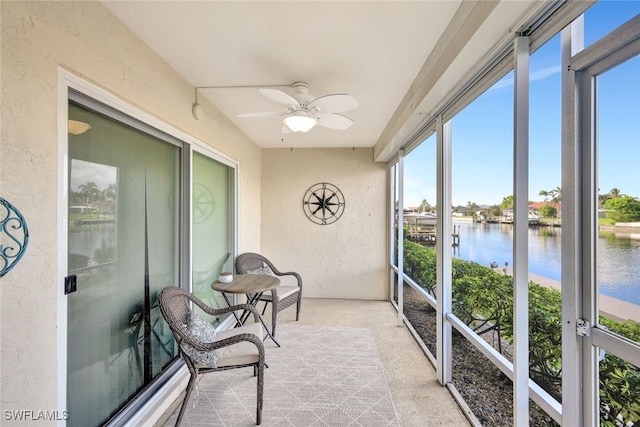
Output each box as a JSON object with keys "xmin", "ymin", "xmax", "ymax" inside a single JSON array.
[
  {"xmin": 191, "ymin": 150, "xmax": 235, "ymax": 322},
  {"xmin": 66, "ymin": 100, "xmax": 180, "ymax": 426}
]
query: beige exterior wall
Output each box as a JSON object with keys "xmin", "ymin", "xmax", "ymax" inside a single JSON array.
[
  {"xmin": 1, "ymin": 1, "xmax": 260, "ymax": 420},
  {"xmin": 1, "ymin": 1, "xmax": 390, "ymax": 421},
  {"xmin": 261, "ymin": 148, "xmax": 387, "ymax": 300}
]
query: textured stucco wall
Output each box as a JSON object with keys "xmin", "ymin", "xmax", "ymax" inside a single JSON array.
[
  {"xmin": 0, "ymin": 1, "xmax": 260, "ymax": 421},
  {"xmin": 261, "ymin": 148, "xmax": 387, "ymax": 300}
]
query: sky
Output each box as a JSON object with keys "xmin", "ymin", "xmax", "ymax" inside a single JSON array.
[
  {"xmin": 70, "ymin": 159, "xmax": 117, "ymax": 192},
  {"xmin": 402, "ymin": 1, "xmax": 640, "ymax": 208}
]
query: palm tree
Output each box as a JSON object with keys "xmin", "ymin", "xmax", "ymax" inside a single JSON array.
[
  {"xmin": 466, "ymin": 201, "xmax": 479, "ymax": 218},
  {"xmin": 539, "ymin": 190, "xmax": 549, "ymax": 202},
  {"xmin": 501, "ymin": 195, "xmax": 514, "ymax": 210},
  {"xmin": 538, "ymin": 187, "xmax": 561, "ymax": 225},
  {"xmin": 539, "ymin": 187, "xmax": 561, "ymax": 207},
  {"xmin": 600, "ymin": 187, "xmax": 623, "ymax": 206},
  {"xmin": 608, "ymin": 188, "xmax": 622, "ymax": 199},
  {"xmin": 78, "ymin": 182, "xmax": 102, "ymax": 204},
  {"xmin": 548, "ymin": 186, "xmax": 561, "ymax": 209},
  {"xmin": 418, "ymin": 199, "xmax": 430, "ymax": 213},
  {"xmin": 103, "ymin": 183, "xmax": 117, "ymax": 201}
]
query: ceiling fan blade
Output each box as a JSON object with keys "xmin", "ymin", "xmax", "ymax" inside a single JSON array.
[
  {"xmin": 308, "ymin": 94, "xmax": 358, "ymax": 113},
  {"xmin": 237, "ymin": 111, "xmax": 287, "ymax": 118},
  {"xmin": 259, "ymin": 88, "xmax": 300, "ymax": 109},
  {"xmin": 315, "ymin": 112, "xmax": 353, "ymax": 130}
]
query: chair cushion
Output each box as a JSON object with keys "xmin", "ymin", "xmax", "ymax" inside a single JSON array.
[
  {"xmin": 259, "ymin": 285, "xmax": 300, "ymax": 302},
  {"xmin": 180, "ymin": 311, "xmax": 219, "ymax": 368},
  {"xmin": 245, "ymin": 262, "xmax": 274, "ymax": 276},
  {"xmin": 209, "ymin": 322, "xmax": 264, "ymax": 368}
]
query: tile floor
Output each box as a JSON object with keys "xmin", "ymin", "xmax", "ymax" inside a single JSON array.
[{"xmin": 158, "ymin": 298, "xmax": 471, "ymax": 426}]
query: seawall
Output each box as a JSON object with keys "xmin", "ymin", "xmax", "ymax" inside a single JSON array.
[{"xmin": 503, "ymin": 268, "xmax": 639, "ymax": 323}]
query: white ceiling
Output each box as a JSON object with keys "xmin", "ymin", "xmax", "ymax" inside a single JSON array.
[{"xmin": 101, "ymin": 1, "xmax": 538, "ymax": 150}]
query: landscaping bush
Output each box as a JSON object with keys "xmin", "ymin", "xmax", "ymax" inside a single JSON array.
[
  {"xmin": 402, "ymin": 239, "xmax": 640, "ymax": 425},
  {"xmin": 526, "ymin": 282, "xmax": 563, "ymax": 400},
  {"xmin": 603, "ymin": 195, "xmax": 640, "ymax": 223},
  {"xmin": 403, "ymin": 239, "xmax": 437, "ymax": 296},
  {"xmin": 599, "ymin": 318, "xmax": 640, "ymax": 427}
]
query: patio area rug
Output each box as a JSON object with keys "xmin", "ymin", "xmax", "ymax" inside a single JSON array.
[{"xmin": 163, "ymin": 324, "xmax": 399, "ymax": 426}]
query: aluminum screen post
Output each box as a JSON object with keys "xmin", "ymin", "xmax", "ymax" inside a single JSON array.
[
  {"xmin": 397, "ymin": 150, "xmax": 405, "ymax": 327},
  {"xmin": 436, "ymin": 116, "xmax": 452, "ymax": 385},
  {"xmin": 513, "ymin": 35, "xmax": 530, "ymax": 427},
  {"xmin": 561, "ymin": 17, "xmax": 584, "ymax": 427}
]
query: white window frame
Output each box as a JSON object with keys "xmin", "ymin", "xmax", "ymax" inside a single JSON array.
[{"xmin": 564, "ymin": 14, "xmax": 640, "ymax": 426}]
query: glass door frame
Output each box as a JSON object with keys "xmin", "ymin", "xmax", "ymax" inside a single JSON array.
[
  {"xmin": 191, "ymin": 143, "xmax": 238, "ymax": 266},
  {"xmin": 57, "ymin": 69, "xmax": 239, "ymax": 425},
  {"xmin": 190, "ymin": 144, "xmax": 239, "ymax": 327},
  {"xmin": 566, "ymin": 15, "xmax": 640, "ymax": 426}
]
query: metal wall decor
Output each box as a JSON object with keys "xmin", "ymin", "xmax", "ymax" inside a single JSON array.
[
  {"xmin": 303, "ymin": 182, "xmax": 345, "ymax": 225},
  {"xmin": 1, "ymin": 197, "xmax": 29, "ymax": 278}
]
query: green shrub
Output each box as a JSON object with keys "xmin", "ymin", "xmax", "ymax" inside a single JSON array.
[
  {"xmin": 604, "ymin": 196, "xmax": 640, "ymax": 223},
  {"xmin": 403, "ymin": 239, "xmax": 437, "ymax": 295},
  {"xmin": 526, "ymin": 282, "xmax": 563, "ymax": 400},
  {"xmin": 402, "ymin": 239, "xmax": 640, "ymax": 424},
  {"xmin": 599, "ymin": 318, "xmax": 640, "ymax": 426}
]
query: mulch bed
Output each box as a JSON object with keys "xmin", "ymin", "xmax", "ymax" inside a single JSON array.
[{"xmin": 401, "ymin": 284, "xmax": 558, "ymax": 426}]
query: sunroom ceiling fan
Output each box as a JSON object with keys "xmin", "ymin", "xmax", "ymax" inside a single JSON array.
[{"xmin": 238, "ymin": 82, "xmax": 358, "ymax": 134}]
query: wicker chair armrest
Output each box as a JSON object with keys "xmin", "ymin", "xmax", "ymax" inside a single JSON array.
[
  {"xmin": 236, "ymin": 253, "xmax": 302, "ymax": 289},
  {"xmin": 191, "ymin": 299, "xmax": 260, "ymax": 323},
  {"xmin": 262, "ymin": 260, "xmax": 302, "ymax": 288},
  {"xmin": 273, "ymin": 271, "xmax": 302, "ymax": 288},
  {"xmin": 192, "ymin": 332, "xmax": 265, "ymax": 357}
]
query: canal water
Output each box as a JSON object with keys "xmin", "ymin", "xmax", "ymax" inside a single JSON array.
[{"xmin": 452, "ymin": 221, "xmax": 640, "ymax": 306}]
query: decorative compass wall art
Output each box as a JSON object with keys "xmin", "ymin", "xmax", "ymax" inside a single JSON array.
[{"xmin": 302, "ymin": 182, "xmax": 345, "ymax": 225}]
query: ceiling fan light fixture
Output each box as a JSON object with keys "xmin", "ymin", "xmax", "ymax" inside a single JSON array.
[
  {"xmin": 68, "ymin": 120, "xmax": 92, "ymax": 135},
  {"xmin": 283, "ymin": 111, "xmax": 317, "ymax": 133}
]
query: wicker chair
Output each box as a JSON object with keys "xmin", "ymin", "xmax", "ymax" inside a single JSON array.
[
  {"xmin": 235, "ymin": 253, "xmax": 302, "ymax": 338},
  {"xmin": 159, "ymin": 286, "xmax": 265, "ymax": 426}
]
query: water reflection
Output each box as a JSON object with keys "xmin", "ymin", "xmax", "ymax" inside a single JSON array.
[{"xmin": 451, "ymin": 221, "xmax": 640, "ymax": 305}]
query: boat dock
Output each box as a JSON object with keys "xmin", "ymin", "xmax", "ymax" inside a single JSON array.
[{"xmin": 407, "ymin": 224, "xmax": 460, "ymax": 246}]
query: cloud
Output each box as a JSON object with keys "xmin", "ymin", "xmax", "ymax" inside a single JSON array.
[
  {"xmin": 490, "ymin": 65, "xmax": 561, "ymax": 90},
  {"xmin": 531, "ymin": 65, "xmax": 561, "ymax": 81}
]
